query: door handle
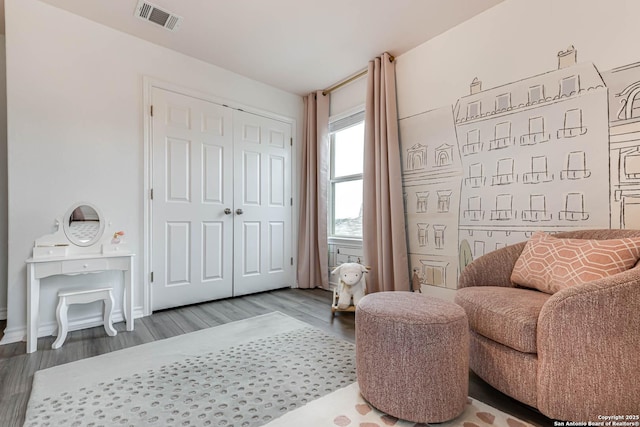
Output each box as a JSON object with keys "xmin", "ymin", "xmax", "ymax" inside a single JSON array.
[
  {"xmin": 236, "ymin": 209, "xmax": 244, "ymax": 215},
  {"xmin": 224, "ymin": 208, "xmax": 232, "ymax": 215}
]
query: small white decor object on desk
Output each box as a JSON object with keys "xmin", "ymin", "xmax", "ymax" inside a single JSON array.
[{"xmin": 103, "ymin": 230, "xmax": 130, "ymax": 254}]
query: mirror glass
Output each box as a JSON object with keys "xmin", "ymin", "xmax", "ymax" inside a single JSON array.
[{"xmin": 63, "ymin": 203, "xmax": 105, "ymax": 247}]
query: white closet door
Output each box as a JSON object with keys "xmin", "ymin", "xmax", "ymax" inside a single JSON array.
[
  {"xmin": 151, "ymin": 88, "xmax": 234, "ymax": 310},
  {"xmin": 232, "ymin": 110, "xmax": 293, "ymax": 296}
]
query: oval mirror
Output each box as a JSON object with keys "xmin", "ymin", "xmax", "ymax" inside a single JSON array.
[{"xmin": 62, "ymin": 203, "xmax": 105, "ymax": 247}]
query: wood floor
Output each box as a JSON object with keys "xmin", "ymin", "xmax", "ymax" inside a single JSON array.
[{"xmin": 0, "ymin": 288, "xmax": 552, "ymax": 427}]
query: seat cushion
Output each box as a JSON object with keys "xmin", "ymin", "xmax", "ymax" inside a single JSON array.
[{"xmin": 455, "ymin": 286, "xmax": 550, "ymax": 353}]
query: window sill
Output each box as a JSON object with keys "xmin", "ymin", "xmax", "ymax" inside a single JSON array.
[{"xmin": 328, "ymin": 236, "xmax": 363, "ymax": 247}]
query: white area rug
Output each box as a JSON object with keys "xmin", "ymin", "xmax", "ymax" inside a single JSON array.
[
  {"xmin": 24, "ymin": 312, "xmax": 357, "ymax": 427},
  {"xmin": 264, "ymin": 382, "xmax": 535, "ymax": 427},
  {"xmin": 25, "ymin": 311, "xmax": 535, "ymax": 427}
]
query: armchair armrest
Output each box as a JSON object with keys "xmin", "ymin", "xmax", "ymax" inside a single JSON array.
[
  {"xmin": 537, "ymin": 267, "xmax": 640, "ymax": 419},
  {"xmin": 458, "ymin": 241, "xmax": 526, "ymax": 289}
]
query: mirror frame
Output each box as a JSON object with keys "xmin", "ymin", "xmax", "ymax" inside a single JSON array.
[{"xmin": 62, "ymin": 202, "xmax": 105, "ymax": 247}]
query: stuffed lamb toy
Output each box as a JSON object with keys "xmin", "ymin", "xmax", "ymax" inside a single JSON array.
[{"xmin": 332, "ymin": 262, "xmax": 369, "ymax": 309}]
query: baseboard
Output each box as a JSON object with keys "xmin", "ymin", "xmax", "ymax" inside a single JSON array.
[
  {"xmin": 0, "ymin": 306, "xmax": 6, "ymax": 321},
  {"xmin": 0, "ymin": 306, "xmax": 145, "ymax": 345}
]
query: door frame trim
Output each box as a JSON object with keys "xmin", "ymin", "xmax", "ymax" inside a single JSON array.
[{"xmin": 142, "ymin": 76, "xmax": 297, "ymax": 315}]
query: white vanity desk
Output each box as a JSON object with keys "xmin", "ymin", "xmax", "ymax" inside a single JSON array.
[
  {"xmin": 26, "ymin": 202, "xmax": 134, "ymax": 353},
  {"xmin": 25, "ymin": 253, "xmax": 135, "ymax": 353}
]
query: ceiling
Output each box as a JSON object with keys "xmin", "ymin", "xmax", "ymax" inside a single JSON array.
[{"xmin": 29, "ymin": 0, "xmax": 504, "ymax": 95}]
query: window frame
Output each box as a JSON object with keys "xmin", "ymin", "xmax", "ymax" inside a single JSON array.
[{"xmin": 328, "ymin": 108, "xmax": 365, "ymax": 243}]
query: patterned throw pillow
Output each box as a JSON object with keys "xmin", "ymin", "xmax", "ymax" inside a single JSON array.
[{"xmin": 511, "ymin": 231, "xmax": 640, "ymax": 294}]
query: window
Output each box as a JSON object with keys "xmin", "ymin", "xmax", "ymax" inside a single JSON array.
[
  {"xmin": 561, "ymin": 151, "xmax": 591, "ymax": 180},
  {"xmin": 467, "ymin": 101, "xmax": 481, "ymax": 119},
  {"xmin": 560, "ymin": 192, "xmax": 589, "ymax": 221},
  {"xmin": 523, "ymin": 155, "xmax": 554, "ymax": 184},
  {"xmin": 489, "ymin": 121, "xmax": 512, "ymax": 150},
  {"xmin": 529, "ymin": 85, "xmax": 544, "ymax": 103},
  {"xmin": 496, "ymin": 93, "xmax": 511, "ymax": 111},
  {"xmin": 560, "ymin": 75, "xmax": 579, "ymax": 97},
  {"xmin": 437, "ymin": 191, "xmax": 452, "ymax": 213},
  {"xmin": 329, "ymin": 112, "xmax": 365, "ymax": 239},
  {"xmin": 433, "ymin": 225, "xmax": 446, "ymax": 249},
  {"xmin": 462, "ymin": 129, "xmax": 482, "ymax": 155},
  {"xmin": 492, "ymin": 158, "xmax": 515, "ymax": 186},
  {"xmin": 558, "ymin": 108, "xmax": 587, "ymax": 138}
]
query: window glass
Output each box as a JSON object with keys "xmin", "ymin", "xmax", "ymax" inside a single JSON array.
[
  {"xmin": 332, "ymin": 179, "xmax": 363, "ymax": 237},
  {"xmin": 329, "ymin": 112, "xmax": 365, "ymax": 239},
  {"xmin": 333, "ymin": 122, "xmax": 364, "ymax": 178}
]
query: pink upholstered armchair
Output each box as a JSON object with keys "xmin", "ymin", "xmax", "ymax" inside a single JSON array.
[{"xmin": 454, "ymin": 229, "xmax": 640, "ymax": 421}]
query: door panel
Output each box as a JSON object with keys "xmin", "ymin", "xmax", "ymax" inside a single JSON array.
[
  {"xmin": 151, "ymin": 88, "xmax": 292, "ymax": 309},
  {"xmin": 269, "ymin": 221, "xmax": 285, "ymax": 272},
  {"xmin": 152, "ymin": 88, "xmax": 234, "ymax": 310},
  {"xmin": 166, "ymin": 221, "xmax": 190, "ymax": 285},
  {"xmin": 233, "ymin": 110, "xmax": 292, "ymax": 296},
  {"xmin": 166, "ymin": 138, "xmax": 191, "ymax": 202}
]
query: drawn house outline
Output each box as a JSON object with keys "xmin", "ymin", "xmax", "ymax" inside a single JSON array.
[
  {"xmin": 465, "ymin": 163, "xmax": 485, "ymax": 187},
  {"xmin": 560, "ymin": 74, "xmax": 580, "ymax": 97},
  {"xmin": 523, "ymin": 155, "xmax": 554, "ymax": 184},
  {"xmin": 435, "ymin": 144, "xmax": 454, "ymax": 166},
  {"xmin": 561, "ymin": 150, "xmax": 591, "ymax": 180},
  {"xmin": 492, "ymin": 158, "xmax": 515, "ymax": 185},
  {"xmin": 473, "ymin": 240, "xmax": 486, "ymax": 258},
  {"xmin": 616, "ymin": 82, "xmax": 640, "ymax": 120},
  {"xmin": 529, "ymin": 85, "xmax": 545, "ymax": 103},
  {"xmin": 603, "ymin": 63, "xmax": 640, "ymax": 230},
  {"xmin": 489, "ymin": 121, "xmax": 513, "ymax": 150},
  {"xmin": 416, "ymin": 191, "xmax": 429, "ymax": 213},
  {"xmin": 559, "ymin": 192, "xmax": 589, "ymax": 221},
  {"xmin": 417, "ymin": 223, "xmax": 429, "ymax": 247},
  {"xmin": 467, "ymin": 100, "xmax": 481, "ymax": 119},
  {"xmin": 558, "ymin": 108, "xmax": 587, "ymax": 138},
  {"xmin": 496, "ymin": 93, "xmax": 511, "ymax": 111},
  {"xmin": 522, "ymin": 194, "xmax": 552, "ymax": 222},
  {"xmin": 491, "ymin": 194, "xmax": 515, "ymax": 220},
  {"xmin": 433, "ymin": 225, "xmax": 447, "ymax": 249},
  {"xmin": 419, "ymin": 259, "xmax": 449, "ymax": 287},
  {"xmin": 407, "ymin": 143, "xmax": 428, "ymax": 170},
  {"xmin": 400, "ymin": 106, "xmax": 462, "ymax": 291},
  {"xmin": 463, "ymin": 128, "xmax": 482, "ymax": 155},
  {"xmin": 465, "ymin": 196, "xmax": 483, "ymax": 221},
  {"xmin": 520, "ymin": 116, "xmax": 550, "ymax": 145},
  {"xmin": 623, "ymin": 149, "xmax": 640, "ymax": 179},
  {"xmin": 437, "ymin": 190, "xmax": 453, "ymax": 212}
]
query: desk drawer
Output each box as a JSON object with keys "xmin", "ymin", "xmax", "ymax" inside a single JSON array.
[{"xmin": 61, "ymin": 258, "xmax": 110, "ymax": 274}]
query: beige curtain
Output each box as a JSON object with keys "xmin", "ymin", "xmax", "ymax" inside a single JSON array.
[
  {"xmin": 297, "ymin": 91, "xmax": 330, "ymax": 289},
  {"xmin": 363, "ymin": 53, "xmax": 410, "ymax": 293}
]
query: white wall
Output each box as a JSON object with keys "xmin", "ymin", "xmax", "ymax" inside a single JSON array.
[
  {"xmin": 0, "ymin": 35, "xmax": 7, "ymax": 320},
  {"xmin": 329, "ymin": 76, "xmax": 366, "ymax": 118},
  {"xmin": 396, "ymin": 0, "xmax": 640, "ymax": 119},
  {"xmin": 395, "ymin": 0, "xmax": 640, "ymax": 300},
  {"xmin": 2, "ymin": 0, "xmax": 302, "ymax": 343}
]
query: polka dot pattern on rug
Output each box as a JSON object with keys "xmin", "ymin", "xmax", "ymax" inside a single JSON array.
[{"xmin": 25, "ymin": 327, "xmax": 357, "ymax": 427}]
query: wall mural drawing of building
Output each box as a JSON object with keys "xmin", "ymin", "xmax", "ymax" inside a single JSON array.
[
  {"xmin": 400, "ymin": 46, "xmax": 640, "ymax": 291},
  {"xmin": 399, "ymin": 106, "xmax": 462, "ymax": 290},
  {"xmin": 602, "ymin": 62, "xmax": 640, "ymax": 230}
]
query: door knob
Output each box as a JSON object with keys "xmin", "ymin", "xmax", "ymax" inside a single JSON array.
[
  {"xmin": 236, "ymin": 209, "xmax": 244, "ymax": 215},
  {"xmin": 224, "ymin": 208, "xmax": 232, "ymax": 215}
]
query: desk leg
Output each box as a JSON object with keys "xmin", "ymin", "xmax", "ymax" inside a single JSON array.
[
  {"xmin": 26, "ymin": 265, "xmax": 39, "ymax": 353},
  {"xmin": 124, "ymin": 260, "xmax": 134, "ymax": 331}
]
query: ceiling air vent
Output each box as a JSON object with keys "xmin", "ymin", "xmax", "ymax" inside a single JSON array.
[{"xmin": 135, "ymin": 0, "xmax": 182, "ymax": 32}]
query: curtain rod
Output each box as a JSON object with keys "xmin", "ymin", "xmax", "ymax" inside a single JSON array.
[{"xmin": 322, "ymin": 54, "xmax": 395, "ymax": 96}]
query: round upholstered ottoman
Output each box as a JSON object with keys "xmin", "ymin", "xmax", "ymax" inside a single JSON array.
[{"xmin": 356, "ymin": 292, "xmax": 469, "ymax": 423}]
